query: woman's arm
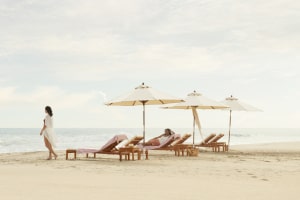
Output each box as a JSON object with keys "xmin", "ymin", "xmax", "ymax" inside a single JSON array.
[
  {"xmin": 40, "ymin": 120, "xmax": 46, "ymax": 135},
  {"xmin": 153, "ymin": 133, "xmax": 164, "ymax": 139}
]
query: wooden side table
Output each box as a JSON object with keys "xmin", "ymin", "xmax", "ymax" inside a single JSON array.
[
  {"xmin": 211, "ymin": 142, "xmax": 228, "ymax": 152},
  {"xmin": 66, "ymin": 149, "xmax": 77, "ymax": 160},
  {"xmin": 119, "ymin": 147, "xmax": 142, "ymax": 161},
  {"xmin": 186, "ymin": 147, "xmax": 199, "ymax": 156},
  {"xmin": 174, "ymin": 144, "xmax": 193, "ymax": 156},
  {"xmin": 119, "ymin": 151, "xmax": 130, "ymax": 161}
]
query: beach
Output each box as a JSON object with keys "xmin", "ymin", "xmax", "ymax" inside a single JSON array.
[{"xmin": 1, "ymin": 142, "xmax": 299, "ymax": 200}]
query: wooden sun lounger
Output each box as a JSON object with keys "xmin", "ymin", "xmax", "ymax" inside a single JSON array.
[
  {"xmin": 139, "ymin": 134, "xmax": 193, "ymax": 158},
  {"xmin": 66, "ymin": 134, "xmax": 128, "ymax": 160},
  {"xmin": 123, "ymin": 136, "xmax": 144, "ymax": 147},
  {"xmin": 198, "ymin": 133, "xmax": 217, "ymax": 146},
  {"xmin": 197, "ymin": 133, "xmax": 228, "ymax": 152},
  {"xmin": 66, "ymin": 135, "xmax": 145, "ymax": 161},
  {"xmin": 205, "ymin": 133, "xmax": 228, "ymax": 152},
  {"xmin": 159, "ymin": 133, "xmax": 192, "ymax": 156},
  {"xmin": 175, "ymin": 133, "xmax": 228, "ymax": 154},
  {"xmin": 138, "ymin": 134, "xmax": 181, "ymax": 159},
  {"xmin": 118, "ymin": 136, "xmax": 144, "ymax": 161},
  {"xmin": 171, "ymin": 133, "xmax": 192, "ymax": 146}
]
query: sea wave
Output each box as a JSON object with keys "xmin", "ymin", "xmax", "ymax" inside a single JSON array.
[{"xmin": 1, "ymin": 128, "xmax": 300, "ymax": 153}]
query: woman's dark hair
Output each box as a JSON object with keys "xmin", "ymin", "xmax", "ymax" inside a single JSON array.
[
  {"xmin": 45, "ymin": 106, "xmax": 53, "ymax": 117},
  {"xmin": 165, "ymin": 128, "xmax": 173, "ymax": 135}
]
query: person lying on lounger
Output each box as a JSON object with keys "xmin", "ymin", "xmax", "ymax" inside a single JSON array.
[{"xmin": 144, "ymin": 128, "xmax": 175, "ymax": 146}]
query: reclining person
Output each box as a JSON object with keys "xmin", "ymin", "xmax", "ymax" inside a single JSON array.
[{"xmin": 144, "ymin": 128, "xmax": 175, "ymax": 146}]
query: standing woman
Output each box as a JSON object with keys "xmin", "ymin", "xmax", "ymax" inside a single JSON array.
[{"xmin": 40, "ymin": 106, "xmax": 58, "ymax": 160}]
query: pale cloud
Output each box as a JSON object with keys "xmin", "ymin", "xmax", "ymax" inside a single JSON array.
[
  {"xmin": 0, "ymin": 0, "xmax": 299, "ymax": 128},
  {"xmin": 0, "ymin": 86, "xmax": 100, "ymax": 109},
  {"xmin": 0, "ymin": 87, "xmax": 18, "ymax": 104},
  {"xmin": 47, "ymin": 43, "xmax": 223, "ymax": 81},
  {"xmin": 98, "ymin": 91, "xmax": 107, "ymax": 103}
]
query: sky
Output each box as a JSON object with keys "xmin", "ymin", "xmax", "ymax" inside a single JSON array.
[{"xmin": 0, "ymin": 0, "xmax": 299, "ymax": 129}]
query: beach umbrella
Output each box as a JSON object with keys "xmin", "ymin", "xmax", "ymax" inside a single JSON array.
[
  {"xmin": 105, "ymin": 83, "xmax": 183, "ymax": 144},
  {"xmin": 163, "ymin": 91, "xmax": 229, "ymax": 145},
  {"xmin": 221, "ymin": 95, "xmax": 262, "ymax": 150}
]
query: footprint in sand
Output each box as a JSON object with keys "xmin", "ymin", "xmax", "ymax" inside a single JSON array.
[
  {"xmin": 247, "ymin": 173, "xmax": 257, "ymax": 179},
  {"xmin": 261, "ymin": 178, "xmax": 269, "ymax": 181}
]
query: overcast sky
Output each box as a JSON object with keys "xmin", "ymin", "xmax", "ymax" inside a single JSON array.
[{"xmin": 0, "ymin": 0, "xmax": 299, "ymax": 129}]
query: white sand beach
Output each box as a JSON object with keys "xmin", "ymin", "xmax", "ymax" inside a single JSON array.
[{"xmin": 1, "ymin": 142, "xmax": 300, "ymax": 200}]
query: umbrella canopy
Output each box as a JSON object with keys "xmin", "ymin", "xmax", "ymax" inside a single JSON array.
[
  {"xmin": 222, "ymin": 96, "xmax": 261, "ymax": 111},
  {"xmin": 105, "ymin": 83, "xmax": 183, "ymax": 144},
  {"xmin": 221, "ymin": 95, "xmax": 262, "ymax": 149},
  {"xmin": 163, "ymin": 91, "xmax": 229, "ymax": 145}
]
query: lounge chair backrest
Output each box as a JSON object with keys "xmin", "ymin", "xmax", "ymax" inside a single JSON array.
[
  {"xmin": 159, "ymin": 134, "xmax": 180, "ymax": 148},
  {"xmin": 124, "ymin": 136, "xmax": 144, "ymax": 147},
  {"xmin": 201, "ymin": 133, "xmax": 216, "ymax": 144},
  {"xmin": 170, "ymin": 133, "xmax": 191, "ymax": 146},
  {"xmin": 209, "ymin": 133, "xmax": 224, "ymax": 143},
  {"xmin": 99, "ymin": 134, "xmax": 128, "ymax": 152}
]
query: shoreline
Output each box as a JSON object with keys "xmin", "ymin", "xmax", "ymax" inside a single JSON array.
[
  {"xmin": 1, "ymin": 142, "xmax": 300, "ymax": 200},
  {"xmin": 1, "ymin": 140, "xmax": 300, "ymax": 155}
]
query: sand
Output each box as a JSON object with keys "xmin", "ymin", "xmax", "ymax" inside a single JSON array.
[{"xmin": 1, "ymin": 142, "xmax": 300, "ymax": 200}]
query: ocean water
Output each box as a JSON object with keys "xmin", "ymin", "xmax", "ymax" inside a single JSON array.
[{"xmin": 0, "ymin": 128, "xmax": 300, "ymax": 153}]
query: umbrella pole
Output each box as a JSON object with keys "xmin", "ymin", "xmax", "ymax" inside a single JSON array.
[
  {"xmin": 228, "ymin": 110, "xmax": 232, "ymax": 150},
  {"xmin": 198, "ymin": 113, "xmax": 203, "ymax": 140},
  {"xmin": 193, "ymin": 114, "xmax": 195, "ymax": 146},
  {"xmin": 142, "ymin": 102, "xmax": 146, "ymax": 145}
]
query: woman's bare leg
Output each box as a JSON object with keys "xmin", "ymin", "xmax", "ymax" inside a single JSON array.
[
  {"xmin": 144, "ymin": 139, "xmax": 160, "ymax": 146},
  {"xmin": 43, "ymin": 137, "xmax": 51, "ymax": 159},
  {"xmin": 44, "ymin": 137, "xmax": 57, "ymax": 159}
]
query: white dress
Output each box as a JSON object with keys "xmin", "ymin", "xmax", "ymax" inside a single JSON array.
[
  {"xmin": 158, "ymin": 135, "xmax": 169, "ymax": 144},
  {"xmin": 42, "ymin": 114, "xmax": 57, "ymax": 147}
]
